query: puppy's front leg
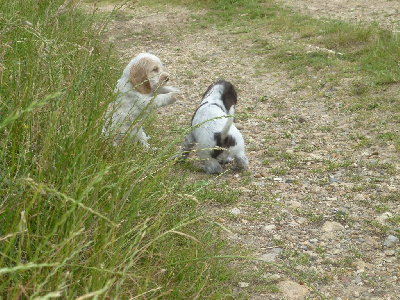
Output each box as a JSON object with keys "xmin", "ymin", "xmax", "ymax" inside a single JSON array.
[
  {"xmin": 202, "ymin": 158, "xmax": 223, "ymax": 174},
  {"xmin": 176, "ymin": 133, "xmax": 195, "ymax": 160},
  {"xmin": 156, "ymin": 85, "xmax": 180, "ymax": 95},
  {"xmin": 234, "ymin": 152, "xmax": 249, "ymax": 170},
  {"xmin": 152, "ymin": 92, "xmax": 179, "ymax": 108}
]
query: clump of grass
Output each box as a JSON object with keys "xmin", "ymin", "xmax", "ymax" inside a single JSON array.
[
  {"xmin": 206, "ymin": 0, "xmax": 400, "ymax": 84},
  {"xmin": 0, "ymin": 1, "xmax": 235, "ymax": 298}
]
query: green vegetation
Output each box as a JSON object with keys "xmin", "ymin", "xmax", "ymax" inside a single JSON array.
[
  {"xmin": 2, "ymin": 0, "xmax": 399, "ymax": 298},
  {"xmin": 0, "ymin": 1, "xmax": 235, "ymax": 298}
]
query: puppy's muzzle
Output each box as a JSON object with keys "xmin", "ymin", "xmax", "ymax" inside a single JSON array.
[{"xmin": 160, "ymin": 72, "xmax": 170, "ymax": 85}]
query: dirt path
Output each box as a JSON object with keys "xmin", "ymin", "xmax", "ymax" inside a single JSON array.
[
  {"xmin": 96, "ymin": 1, "xmax": 400, "ymax": 298},
  {"xmin": 280, "ymin": 0, "xmax": 400, "ymax": 32}
]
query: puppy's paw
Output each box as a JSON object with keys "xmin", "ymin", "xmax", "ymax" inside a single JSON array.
[
  {"xmin": 202, "ymin": 161, "xmax": 223, "ymax": 174},
  {"xmin": 169, "ymin": 88, "xmax": 181, "ymax": 101},
  {"xmin": 218, "ymin": 157, "xmax": 233, "ymax": 165},
  {"xmin": 169, "ymin": 86, "xmax": 180, "ymax": 94},
  {"xmin": 171, "ymin": 153, "xmax": 183, "ymax": 162},
  {"xmin": 233, "ymin": 155, "xmax": 249, "ymax": 171}
]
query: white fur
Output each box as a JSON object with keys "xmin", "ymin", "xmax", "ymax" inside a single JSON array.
[
  {"xmin": 178, "ymin": 81, "xmax": 249, "ymax": 174},
  {"xmin": 102, "ymin": 53, "xmax": 179, "ymax": 148}
]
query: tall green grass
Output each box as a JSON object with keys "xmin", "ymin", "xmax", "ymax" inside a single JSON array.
[{"xmin": 0, "ymin": 1, "xmax": 233, "ymax": 298}]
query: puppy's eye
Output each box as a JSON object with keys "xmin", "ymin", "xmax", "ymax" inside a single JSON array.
[{"xmin": 153, "ymin": 66, "xmax": 159, "ymax": 72}]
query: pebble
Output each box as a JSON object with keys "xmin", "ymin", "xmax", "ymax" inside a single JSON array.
[
  {"xmin": 322, "ymin": 221, "xmax": 345, "ymax": 232},
  {"xmin": 286, "ymin": 149, "xmax": 295, "ymax": 155},
  {"xmin": 329, "ymin": 176, "xmax": 339, "ymax": 183},
  {"xmin": 376, "ymin": 212, "xmax": 393, "ymax": 225},
  {"xmin": 384, "ymin": 250, "xmax": 396, "ymax": 256},
  {"xmin": 238, "ymin": 282, "xmax": 249, "ymax": 288},
  {"xmin": 230, "ymin": 208, "xmax": 241, "ymax": 216},
  {"xmin": 363, "ymin": 235, "xmax": 379, "ymax": 249},
  {"xmin": 297, "ymin": 116, "xmax": 307, "ymax": 123},
  {"xmin": 354, "ymin": 194, "xmax": 366, "ymax": 201},
  {"xmin": 278, "ymin": 280, "xmax": 310, "ymax": 299},
  {"xmin": 288, "ymin": 200, "xmax": 302, "ymax": 208},
  {"xmin": 353, "ymin": 276, "xmax": 363, "ymax": 284},
  {"xmin": 263, "ymin": 224, "xmax": 277, "ymax": 232},
  {"xmin": 384, "ymin": 235, "xmax": 399, "ymax": 248},
  {"xmin": 235, "ymin": 123, "xmax": 244, "ymax": 130},
  {"xmin": 297, "ymin": 217, "xmax": 307, "ymax": 225},
  {"xmin": 258, "ymin": 248, "xmax": 283, "ymax": 262},
  {"xmin": 264, "ymin": 273, "xmax": 281, "ymax": 282}
]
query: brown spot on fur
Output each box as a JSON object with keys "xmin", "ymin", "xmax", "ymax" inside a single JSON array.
[{"xmin": 129, "ymin": 58, "xmax": 152, "ymax": 94}]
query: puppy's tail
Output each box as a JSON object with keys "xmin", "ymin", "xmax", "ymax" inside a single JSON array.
[{"xmin": 221, "ymin": 106, "xmax": 235, "ymax": 140}]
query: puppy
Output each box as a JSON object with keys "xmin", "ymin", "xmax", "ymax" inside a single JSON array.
[
  {"xmin": 102, "ymin": 53, "xmax": 179, "ymax": 148},
  {"xmin": 177, "ymin": 80, "xmax": 249, "ymax": 174}
]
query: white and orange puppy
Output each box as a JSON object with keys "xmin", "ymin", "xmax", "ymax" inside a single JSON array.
[{"xmin": 103, "ymin": 53, "xmax": 179, "ymax": 148}]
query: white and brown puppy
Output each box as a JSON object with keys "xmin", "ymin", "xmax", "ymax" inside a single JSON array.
[
  {"xmin": 102, "ymin": 53, "xmax": 179, "ymax": 148},
  {"xmin": 177, "ymin": 80, "xmax": 249, "ymax": 174}
]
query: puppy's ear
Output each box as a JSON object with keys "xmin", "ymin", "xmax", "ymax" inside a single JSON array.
[
  {"xmin": 129, "ymin": 59, "xmax": 152, "ymax": 94},
  {"xmin": 202, "ymin": 82, "xmax": 215, "ymax": 99},
  {"xmin": 221, "ymin": 81, "xmax": 237, "ymax": 110}
]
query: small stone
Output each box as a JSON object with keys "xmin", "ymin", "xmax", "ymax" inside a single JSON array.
[
  {"xmin": 384, "ymin": 235, "xmax": 399, "ymax": 248},
  {"xmin": 297, "ymin": 116, "xmax": 307, "ymax": 123},
  {"xmin": 230, "ymin": 208, "xmax": 241, "ymax": 215},
  {"xmin": 384, "ymin": 250, "xmax": 396, "ymax": 256},
  {"xmin": 369, "ymin": 151, "xmax": 379, "ymax": 157},
  {"xmin": 329, "ymin": 176, "xmax": 339, "ymax": 183},
  {"xmin": 239, "ymin": 186, "xmax": 251, "ymax": 193},
  {"xmin": 286, "ymin": 149, "xmax": 295, "ymax": 155},
  {"xmin": 238, "ymin": 282, "xmax": 249, "ymax": 288},
  {"xmin": 297, "ymin": 217, "xmax": 307, "ymax": 225},
  {"xmin": 322, "ymin": 221, "xmax": 345, "ymax": 232},
  {"xmin": 235, "ymin": 123, "xmax": 244, "ymax": 130},
  {"xmin": 364, "ymin": 236, "xmax": 379, "ymax": 249},
  {"xmin": 278, "ymin": 280, "xmax": 310, "ymax": 299},
  {"xmin": 263, "ymin": 224, "xmax": 277, "ymax": 232},
  {"xmin": 288, "ymin": 200, "xmax": 302, "ymax": 208},
  {"xmin": 354, "ymin": 194, "xmax": 366, "ymax": 201},
  {"xmin": 264, "ymin": 273, "xmax": 281, "ymax": 282},
  {"xmin": 353, "ymin": 276, "xmax": 362, "ymax": 284},
  {"xmin": 376, "ymin": 212, "xmax": 393, "ymax": 225},
  {"xmin": 258, "ymin": 248, "xmax": 283, "ymax": 262},
  {"xmin": 259, "ymin": 171, "xmax": 267, "ymax": 178}
]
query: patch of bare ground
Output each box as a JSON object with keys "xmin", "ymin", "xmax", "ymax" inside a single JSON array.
[
  {"xmin": 94, "ymin": 2, "xmax": 400, "ymax": 299},
  {"xmin": 279, "ymin": 0, "xmax": 400, "ymax": 33}
]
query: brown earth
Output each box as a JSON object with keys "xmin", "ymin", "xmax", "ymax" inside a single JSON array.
[
  {"xmin": 91, "ymin": 1, "xmax": 400, "ymax": 299},
  {"xmin": 280, "ymin": 0, "xmax": 400, "ymax": 33}
]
